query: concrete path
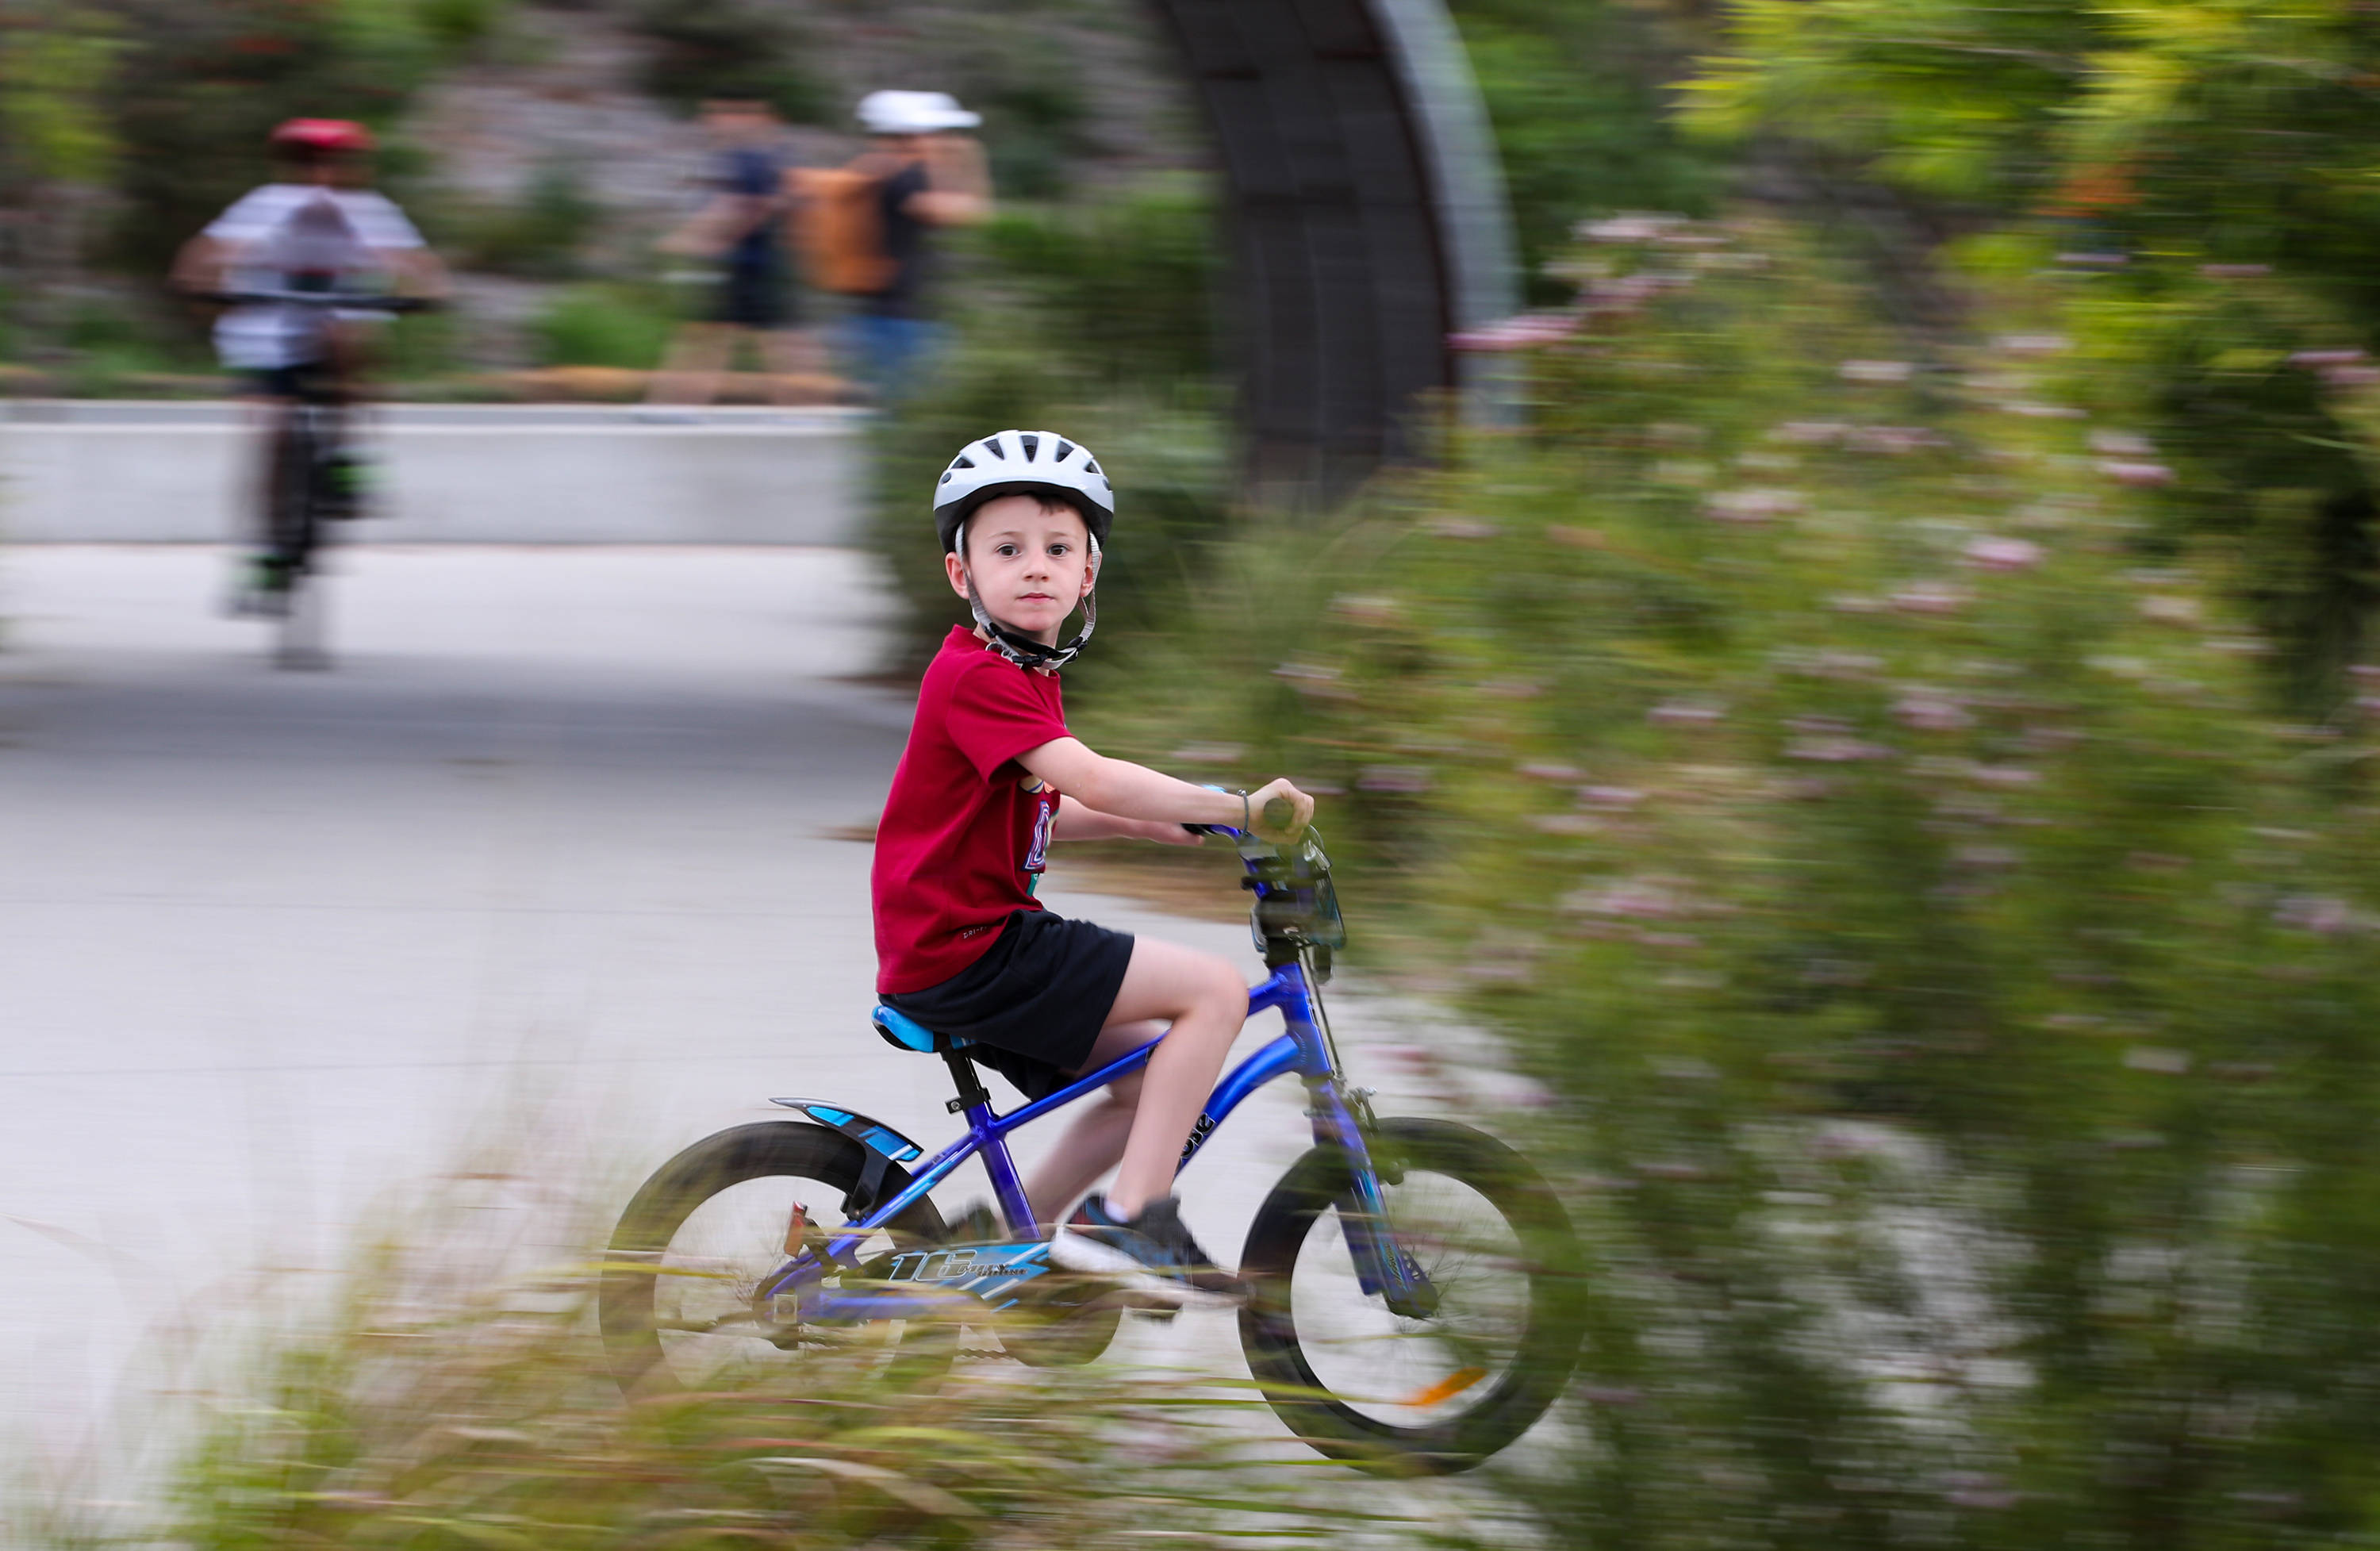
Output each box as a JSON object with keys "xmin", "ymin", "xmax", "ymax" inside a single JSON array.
[
  {"xmin": 0, "ymin": 545, "xmax": 1485, "ymax": 1491},
  {"xmin": 1, "ymin": 402, "xmax": 864, "ymax": 543}
]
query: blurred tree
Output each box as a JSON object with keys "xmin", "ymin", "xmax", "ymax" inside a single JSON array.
[
  {"xmin": 1683, "ymin": 0, "xmax": 2380, "ymax": 713},
  {"xmin": 100, "ymin": 0, "xmax": 457, "ymax": 278},
  {"xmin": 1450, "ymin": 0, "xmax": 1726, "ymax": 302},
  {"xmin": 0, "ymin": 0, "xmax": 119, "ymax": 350}
]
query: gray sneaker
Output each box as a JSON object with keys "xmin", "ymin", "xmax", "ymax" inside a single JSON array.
[{"xmin": 1049, "ymin": 1194, "xmax": 1246, "ymax": 1305}]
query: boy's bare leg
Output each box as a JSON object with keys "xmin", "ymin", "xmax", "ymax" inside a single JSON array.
[
  {"xmin": 1019, "ymin": 1027, "xmax": 1157, "ymax": 1227},
  {"xmin": 645, "ymin": 321, "xmax": 733, "ymax": 405},
  {"xmin": 1094, "ymin": 939, "xmax": 1250, "ymax": 1219},
  {"xmin": 759, "ymin": 326, "xmax": 828, "ymax": 403}
]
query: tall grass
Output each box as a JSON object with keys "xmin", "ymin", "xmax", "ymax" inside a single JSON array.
[{"xmin": 9, "ymin": 1153, "xmax": 1498, "ymax": 1550}]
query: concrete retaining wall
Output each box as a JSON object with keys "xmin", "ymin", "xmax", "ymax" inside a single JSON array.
[{"xmin": 0, "ymin": 401, "xmax": 866, "ymax": 544}]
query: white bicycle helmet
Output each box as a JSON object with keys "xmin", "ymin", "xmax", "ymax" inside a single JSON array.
[
  {"xmin": 934, "ymin": 429, "xmax": 1113, "ymax": 669},
  {"xmin": 933, "ymin": 428, "xmax": 1113, "ymax": 554}
]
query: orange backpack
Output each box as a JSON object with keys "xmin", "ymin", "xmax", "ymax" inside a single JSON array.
[{"xmin": 789, "ymin": 167, "xmax": 896, "ymax": 296}]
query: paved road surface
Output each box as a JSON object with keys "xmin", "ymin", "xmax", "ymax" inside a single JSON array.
[{"xmin": 0, "ymin": 545, "xmax": 1483, "ymax": 1492}]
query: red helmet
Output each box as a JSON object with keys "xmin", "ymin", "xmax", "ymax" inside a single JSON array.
[{"xmin": 270, "ymin": 118, "xmax": 374, "ymax": 154}]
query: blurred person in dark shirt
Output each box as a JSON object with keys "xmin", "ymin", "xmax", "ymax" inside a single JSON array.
[
  {"xmin": 646, "ymin": 98, "xmax": 825, "ymax": 409},
  {"xmin": 843, "ymin": 90, "xmax": 992, "ymax": 398}
]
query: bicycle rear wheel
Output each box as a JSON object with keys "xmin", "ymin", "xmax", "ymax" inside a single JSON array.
[
  {"xmin": 600, "ymin": 1121, "xmax": 950, "ymax": 1397},
  {"xmin": 1238, "ymin": 1117, "xmax": 1582, "ymax": 1473}
]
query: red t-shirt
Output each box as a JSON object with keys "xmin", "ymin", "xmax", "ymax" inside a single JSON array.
[{"xmin": 873, "ymin": 627, "xmax": 1069, "ymax": 993}]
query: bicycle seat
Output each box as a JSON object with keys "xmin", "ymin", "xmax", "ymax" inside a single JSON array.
[{"xmin": 873, "ymin": 1004, "xmax": 970, "ymax": 1054}]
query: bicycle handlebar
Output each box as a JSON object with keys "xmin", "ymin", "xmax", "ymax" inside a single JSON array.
[
  {"xmin": 193, "ymin": 290, "xmax": 438, "ymax": 313},
  {"xmin": 1183, "ymin": 793, "xmax": 1302, "ymax": 842}
]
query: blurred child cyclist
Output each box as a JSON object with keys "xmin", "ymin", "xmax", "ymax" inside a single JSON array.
[
  {"xmin": 871, "ymin": 430, "xmax": 1315, "ymax": 1302},
  {"xmin": 172, "ymin": 118, "xmax": 447, "ymax": 612}
]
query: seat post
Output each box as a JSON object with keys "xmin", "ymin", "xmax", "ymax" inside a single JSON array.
[{"xmin": 939, "ymin": 1038, "xmax": 992, "ymax": 1114}]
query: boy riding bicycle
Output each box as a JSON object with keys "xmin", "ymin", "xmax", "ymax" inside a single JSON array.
[{"xmin": 873, "ymin": 430, "xmax": 1313, "ymax": 1301}]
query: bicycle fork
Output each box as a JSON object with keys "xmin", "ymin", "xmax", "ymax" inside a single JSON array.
[{"xmin": 1301, "ymin": 1073, "xmax": 1441, "ymax": 1319}]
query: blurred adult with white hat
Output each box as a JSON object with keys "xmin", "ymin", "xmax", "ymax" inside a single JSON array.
[{"xmin": 827, "ymin": 90, "xmax": 991, "ymax": 397}]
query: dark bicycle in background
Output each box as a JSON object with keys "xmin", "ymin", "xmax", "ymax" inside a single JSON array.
[{"xmin": 199, "ymin": 288, "xmax": 432, "ymax": 670}]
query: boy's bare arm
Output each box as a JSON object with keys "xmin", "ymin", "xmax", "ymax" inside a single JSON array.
[
  {"xmin": 1020, "ymin": 737, "xmax": 1313, "ymax": 839},
  {"xmin": 1051, "ymin": 794, "xmax": 1201, "ymax": 845}
]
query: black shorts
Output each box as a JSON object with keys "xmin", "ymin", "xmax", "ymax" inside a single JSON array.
[
  {"xmin": 715, "ymin": 262, "xmax": 795, "ymax": 328},
  {"xmin": 883, "ymin": 909, "xmax": 1135, "ymax": 1101}
]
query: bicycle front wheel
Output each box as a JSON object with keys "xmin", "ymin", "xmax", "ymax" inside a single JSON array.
[
  {"xmin": 599, "ymin": 1121, "xmax": 949, "ymax": 1397},
  {"xmin": 1238, "ymin": 1117, "xmax": 1582, "ymax": 1473}
]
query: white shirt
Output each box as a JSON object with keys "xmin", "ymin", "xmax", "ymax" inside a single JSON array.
[{"xmin": 202, "ymin": 184, "xmax": 426, "ymax": 370}]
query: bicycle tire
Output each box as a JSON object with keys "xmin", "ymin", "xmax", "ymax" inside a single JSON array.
[
  {"xmin": 273, "ymin": 411, "xmax": 321, "ymax": 578},
  {"xmin": 1238, "ymin": 1116, "xmax": 1583, "ymax": 1473},
  {"xmin": 600, "ymin": 1121, "xmax": 950, "ymax": 1398}
]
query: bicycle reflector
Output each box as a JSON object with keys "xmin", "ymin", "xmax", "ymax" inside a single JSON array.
[{"xmin": 1245, "ymin": 829, "xmax": 1347, "ymax": 973}]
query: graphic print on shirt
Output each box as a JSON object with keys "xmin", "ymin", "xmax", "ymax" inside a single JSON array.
[{"xmin": 1022, "ymin": 785, "xmax": 1058, "ymax": 877}]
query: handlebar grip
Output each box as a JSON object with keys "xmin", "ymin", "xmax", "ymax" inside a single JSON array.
[{"xmin": 1262, "ymin": 797, "xmax": 1295, "ymax": 831}]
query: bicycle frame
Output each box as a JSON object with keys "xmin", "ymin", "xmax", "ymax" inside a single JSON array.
[{"xmin": 754, "ymin": 955, "xmax": 1426, "ymax": 1325}]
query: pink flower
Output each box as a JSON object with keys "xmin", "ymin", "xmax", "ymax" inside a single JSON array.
[
  {"xmin": 1357, "ymin": 765, "xmax": 1434, "ymax": 793},
  {"xmin": 1896, "ymin": 693, "xmax": 1973, "ymax": 732},
  {"xmin": 1963, "ymin": 536, "xmax": 2042, "ymax": 571},
  {"xmin": 2275, "ymin": 894, "xmax": 2355, "ymax": 934},
  {"xmin": 1561, "ymin": 880, "xmax": 1687, "ymax": 918},
  {"xmin": 1891, "ymin": 582, "xmax": 1971, "ymax": 616},
  {"xmin": 1846, "ymin": 424, "xmax": 1945, "ymax": 453},
  {"xmin": 1448, "ymin": 312, "xmax": 1581, "ymax": 352},
  {"xmin": 1787, "ymin": 736, "xmax": 1891, "ymax": 762},
  {"xmin": 1704, "ymin": 487, "xmax": 1805, "ymax": 523},
  {"xmin": 1426, "ymin": 516, "xmax": 1501, "ymax": 539}
]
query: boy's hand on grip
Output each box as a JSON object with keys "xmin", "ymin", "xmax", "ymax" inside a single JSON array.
[{"xmin": 1250, "ymin": 778, "xmax": 1314, "ymax": 843}]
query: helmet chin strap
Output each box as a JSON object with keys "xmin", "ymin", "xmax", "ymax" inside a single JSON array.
[{"xmin": 959, "ymin": 536, "xmax": 1099, "ymax": 670}]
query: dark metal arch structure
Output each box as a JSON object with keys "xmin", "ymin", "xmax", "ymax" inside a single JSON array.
[{"xmin": 1148, "ymin": 0, "xmax": 1517, "ymax": 502}]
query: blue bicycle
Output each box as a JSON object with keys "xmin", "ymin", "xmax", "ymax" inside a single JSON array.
[{"xmin": 599, "ymin": 820, "xmax": 1582, "ymax": 1472}]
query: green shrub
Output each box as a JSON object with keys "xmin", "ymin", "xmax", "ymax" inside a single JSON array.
[
  {"xmin": 1084, "ymin": 217, "xmax": 2380, "ymax": 1548},
  {"xmin": 101, "ymin": 0, "xmax": 457, "ymax": 277},
  {"xmin": 529, "ymin": 282, "xmax": 674, "ymax": 370},
  {"xmin": 434, "ymin": 159, "xmax": 602, "ymax": 280},
  {"xmin": 1452, "ymin": 0, "xmax": 1726, "ymax": 302}
]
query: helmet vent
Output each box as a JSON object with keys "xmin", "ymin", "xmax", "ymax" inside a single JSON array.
[
  {"xmin": 984, "ymin": 437, "xmax": 1007, "ymax": 460},
  {"xmin": 950, "ymin": 455, "xmax": 974, "ymax": 469},
  {"xmin": 1019, "ymin": 432, "xmax": 1040, "ymax": 459},
  {"xmin": 1054, "ymin": 439, "xmax": 1076, "ymax": 461},
  {"xmin": 939, "ymin": 471, "xmax": 953, "ymax": 483},
  {"xmin": 1084, "ymin": 459, "xmax": 1101, "ymax": 476}
]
